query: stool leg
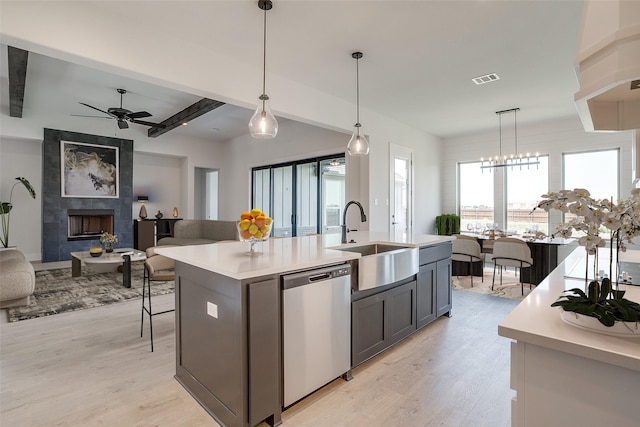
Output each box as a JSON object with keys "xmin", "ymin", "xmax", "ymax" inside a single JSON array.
[
  {"xmin": 141, "ymin": 268, "xmax": 146, "ymax": 338},
  {"xmin": 492, "ymin": 263, "xmax": 497, "ymax": 290},
  {"xmin": 148, "ymin": 280, "xmax": 154, "ymax": 352}
]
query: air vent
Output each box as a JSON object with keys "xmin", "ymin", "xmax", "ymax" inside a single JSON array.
[
  {"xmin": 472, "ymin": 73, "xmax": 500, "ymax": 85},
  {"xmin": 631, "ymin": 79, "xmax": 640, "ymax": 90}
]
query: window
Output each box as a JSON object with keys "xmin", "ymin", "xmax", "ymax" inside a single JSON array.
[
  {"xmin": 252, "ymin": 155, "xmax": 346, "ymax": 237},
  {"xmin": 506, "ymin": 155, "xmax": 549, "ymax": 235},
  {"xmin": 458, "ymin": 161, "xmax": 494, "ymax": 233},
  {"xmin": 563, "ymin": 149, "xmax": 619, "ymax": 239},
  {"xmin": 563, "ymin": 150, "xmax": 619, "ymax": 201}
]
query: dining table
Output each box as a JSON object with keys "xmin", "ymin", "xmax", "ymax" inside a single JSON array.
[{"xmin": 454, "ymin": 232, "xmax": 574, "ymax": 285}]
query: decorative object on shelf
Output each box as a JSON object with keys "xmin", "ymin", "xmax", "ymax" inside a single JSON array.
[
  {"xmin": 89, "ymin": 246, "xmax": 103, "ymax": 257},
  {"xmin": 99, "ymin": 232, "xmax": 118, "ymax": 253},
  {"xmin": 137, "ymin": 195, "xmax": 148, "ymax": 219},
  {"xmin": 237, "ymin": 208, "xmax": 273, "ymax": 255},
  {"xmin": 535, "ymin": 188, "xmax": 640, "ymax": 329},
  {"xmin": 248, "ymin": 0, "xmax": 278, "ymax": 139},
  {"xmin": 347, "ymin": 51, "xmax": 370, "ymax": 156},
  {"xmin": 1, "ymin": 177, "xmax": 36, "ymax": 248},
  {"xmin": 155, "ymin": 210, "xmax": 163, "ymax": 219},
  {"xmin": 172, "ymin": 207, "xmax": 179, "ymax": 218},
  {"xmin": 480, "ymin": 108, "xmax": 539, "ymax": 171}
]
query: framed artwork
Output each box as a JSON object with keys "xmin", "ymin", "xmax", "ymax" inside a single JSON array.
[{"xmin": 61, "ymin": 141, "xmax": 119, "ymax": 198}]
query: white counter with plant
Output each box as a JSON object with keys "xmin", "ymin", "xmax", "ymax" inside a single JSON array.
[{"xmin": 498, "ymin": 188, "xmax": 640, "ymax": 426}]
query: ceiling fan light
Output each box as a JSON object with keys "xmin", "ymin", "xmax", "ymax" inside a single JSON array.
[{"xmin": 249, "ymin": 95, "xmax": 278, "ymax": 139}]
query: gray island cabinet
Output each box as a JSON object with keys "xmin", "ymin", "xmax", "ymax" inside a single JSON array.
[
  {"xmin": 351, "ymin": 240, "xmax": 452, "ymax": 366},
  {"xmin": 155, "ymin": 233, "xmax": 452, "ymax": 427},
  {"xmin": 175, "ymin": 264, "xmax": 281, "ymax": 427}
]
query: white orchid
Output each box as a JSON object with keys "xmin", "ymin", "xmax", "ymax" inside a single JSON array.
[{"xmin": 534, "ymin": 188, "xmax": 640, "ymax": 282}]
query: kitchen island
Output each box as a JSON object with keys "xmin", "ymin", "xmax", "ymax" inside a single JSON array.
[
  {"xmin": 498, "ymin": 247, "xmax": 640, "ymax": 426},
  {"xmin": 156, "ymin": 232, "xmax": 452, "ymax": 427}
]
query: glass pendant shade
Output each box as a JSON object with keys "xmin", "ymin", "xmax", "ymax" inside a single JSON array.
[
  {"xmin": 347, "ymin": 124, "xmax": 370, "ymax": 156},
  {"xmin": 249, "ymin": 95, "xmax": 278, "ymax": 139}
]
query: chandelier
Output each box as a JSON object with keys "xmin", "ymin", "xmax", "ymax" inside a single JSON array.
[{"xmin": 481, "ymin": 108, "xmax": 539, "ymax": 170}]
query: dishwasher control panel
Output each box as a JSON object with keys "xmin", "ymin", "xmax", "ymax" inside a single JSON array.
[{"xmin": 282, "ymin": 264, "xmax": 351, "ymax": 290}]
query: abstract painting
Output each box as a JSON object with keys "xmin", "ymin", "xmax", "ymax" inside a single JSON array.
[{"xmin": 61, "ymin": 141, "xmax": 119, "ymax": 198}]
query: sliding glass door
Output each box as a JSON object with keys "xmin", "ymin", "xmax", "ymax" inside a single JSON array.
[{"xmin": 252, "ymin": 155, "xmax": 345, "ymax": 237}]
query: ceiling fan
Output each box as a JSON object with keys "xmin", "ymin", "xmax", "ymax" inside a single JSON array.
[{"xmin": 76, "ymin": 88, "xmax": 166, "ymax": 129}]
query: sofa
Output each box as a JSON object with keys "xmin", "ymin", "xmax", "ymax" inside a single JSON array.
[
  {"xmin": 157, "ymin": 219, "xmax": 239, "ymax": 246},
  {"xmin": 0, "ymin": 249, "xmax": 35, "ymax": 308}
]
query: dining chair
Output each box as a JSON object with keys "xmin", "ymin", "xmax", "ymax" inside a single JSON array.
[
  {"xmin": 451, "ymin": 234, "xmax": 485, "ymax": 287},
  {"xmin": 492, "ymin": 237, "xmax": 534, "ymax": 295},
  {"xmin": 141, "ymin": 246, "xmax": 176, "ymax": 352}
]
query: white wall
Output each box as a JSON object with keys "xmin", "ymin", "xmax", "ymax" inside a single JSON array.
[
  {"xmin": 442, "ymin": 116, "xmax": 634, "ymax": 235},
  {"xmin": 0, "ymin": 137, "xmax": 42, "ymax": 260},
  {"xmin": 132, "ymin": 152, "xmax": 182, "ymax": 220}
]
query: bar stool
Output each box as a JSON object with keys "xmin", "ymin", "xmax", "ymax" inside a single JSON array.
[{"xmin": 141, "ymin": 246, "xmax": 175, "ymax": 352}]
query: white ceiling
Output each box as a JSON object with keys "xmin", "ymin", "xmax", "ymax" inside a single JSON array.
[{"xmin": 1, "ymin": 0, "xmax": 585, "ymax": 141}]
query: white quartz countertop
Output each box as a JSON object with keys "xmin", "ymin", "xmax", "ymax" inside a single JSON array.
[
  {"xmin": 498, "ymin": 247, "xmax": 640, "ymax": 372},
  {"xmin": 154, "ymin": 231, "xmax": 452, "ymax": 281}
]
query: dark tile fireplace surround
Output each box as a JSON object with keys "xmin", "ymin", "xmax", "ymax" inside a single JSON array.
[{"xmin": 42, "ymin": 129, "xmax": 133, "ymax": 262}]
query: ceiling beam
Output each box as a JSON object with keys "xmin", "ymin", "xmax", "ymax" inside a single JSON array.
[
  {"xmin": 8, "ymin": 46, "xmax": 29, "ymax": 118},
  {"xmin": 148, "ymin": 98, "xmax": 225, "ymax": 138}
]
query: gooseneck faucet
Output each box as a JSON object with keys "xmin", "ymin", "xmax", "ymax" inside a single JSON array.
[{"xmin": 341, "ymin": 200, "xmax": 367, "ymax": 244}]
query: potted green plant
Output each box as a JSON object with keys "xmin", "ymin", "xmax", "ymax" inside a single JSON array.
[
  {"xmin": 1, "ymin": 177, "xmax": 36, "ymax": 248},
  {"xmin": 435, "ymin": 214, "xmax": 460, "ymax": 236}
]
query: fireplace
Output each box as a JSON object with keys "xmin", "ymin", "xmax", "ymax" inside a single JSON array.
[{"xmin": 67, "ymin": 209, "xmax": 114, "ymax": 241}]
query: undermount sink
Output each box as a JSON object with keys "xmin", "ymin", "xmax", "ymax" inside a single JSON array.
[{"xmin": 335, "ymin": 243, "xmax": 419, "ymax": 291}]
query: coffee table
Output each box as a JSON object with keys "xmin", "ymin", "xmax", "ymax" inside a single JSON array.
[{"xmin": 70, "ymin": 248, "xmax": 146, "ymax": 288}]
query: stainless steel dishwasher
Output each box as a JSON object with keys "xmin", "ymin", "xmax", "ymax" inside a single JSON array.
[{"xmin": 282, "ymin": 264, "xmax": 352, "ymax": 407}]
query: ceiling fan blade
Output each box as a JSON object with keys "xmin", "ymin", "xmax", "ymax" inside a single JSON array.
[
  {"xmin": 79, "ymin": 102, "xmax": 113, "ymax": 117},
  {"xmin": 131, "ymin": 119, "xmax": 166, "ymax": 129},
  {"xmin": 118, "ymin": 120, "xmax": 129, "ymax": 129},
  {"xmin": 127, "ymin": 111, "xmax": 152, "ymax": 119},
  {"xmin": 71, "ymin": 114, "xmax": 114, "ymax": 119}
]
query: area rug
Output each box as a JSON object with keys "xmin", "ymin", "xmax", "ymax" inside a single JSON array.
[
  {"xmin": 452, "ymin": 266, "xmax": 535, "ymax": 300},
  {"xmin": 6, "ymin": 263, "xmax": 174, "ymax": 322}
]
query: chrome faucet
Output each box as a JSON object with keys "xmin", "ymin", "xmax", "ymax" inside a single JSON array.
[{"xmin": 341, "ymin": 200, "xmax": 367, "ymax": 244}]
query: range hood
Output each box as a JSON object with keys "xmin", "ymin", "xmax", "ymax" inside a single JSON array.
[{"xmin": 574, "ymin": 0, "xmax": 640, "ymax": 131}]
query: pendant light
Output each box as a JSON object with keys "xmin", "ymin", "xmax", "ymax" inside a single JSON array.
[
  {"xmin": 249, "ymin": 0, "xmax": 278, "ymax": 139},
  {"xmin": 347, "ymin": 52, "xmax": 370, "ymax": 156},
  {"xmin": 480, "ymin": 108, "xmax": 539, "ymax": 171}
]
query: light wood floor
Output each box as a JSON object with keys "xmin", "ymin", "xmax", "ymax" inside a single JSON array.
[{"xmin": 0, "ymin": 289, "xmax": 518, "ymax": 427}]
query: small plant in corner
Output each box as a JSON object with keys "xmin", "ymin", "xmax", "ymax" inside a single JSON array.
[
  {"xmin": 552, "ymin": 279, "xmax": 640, "ymax": 328},
  {"xmin": 0, "ymin": 177, "xmax": 36, "ymax": 248}
]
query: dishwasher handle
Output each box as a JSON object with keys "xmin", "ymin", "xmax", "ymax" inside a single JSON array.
[
  {"xmin": 282, "ymin": 264, "xmax": 351, "ymax": 290},
  {"xmin": 309, "ymin": 272, "xmax": 332, "ymax": 282}
]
